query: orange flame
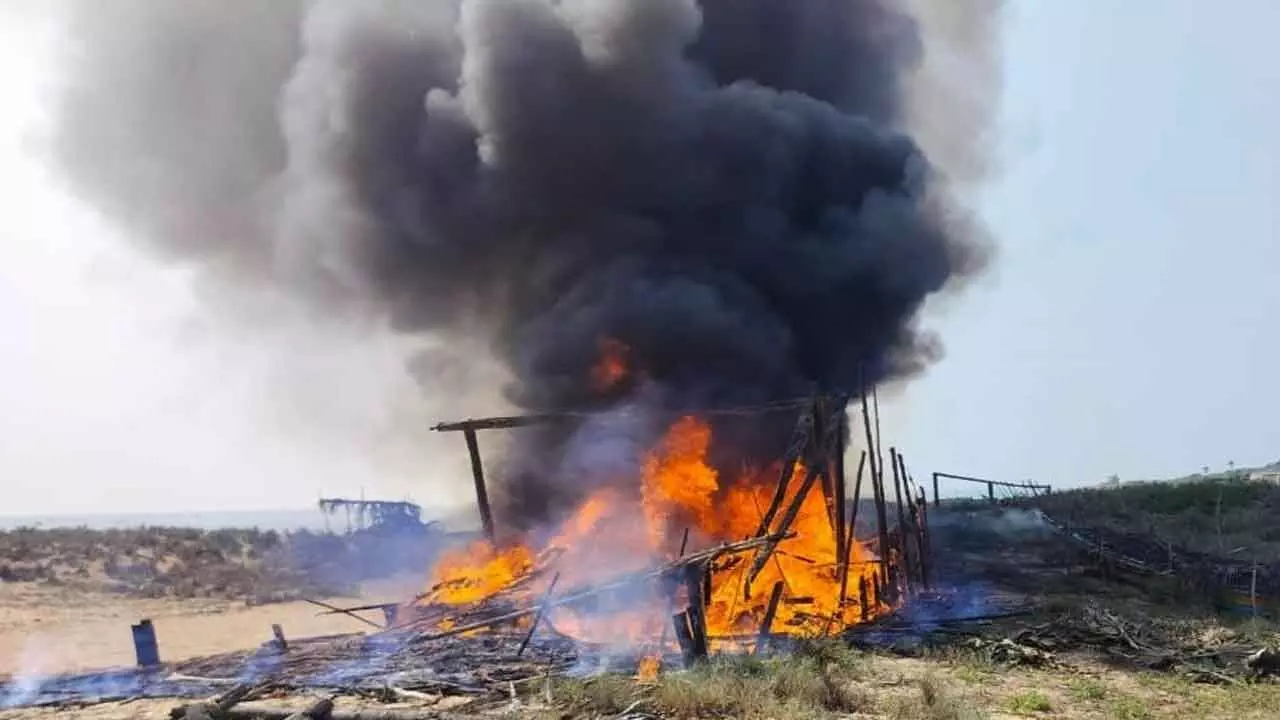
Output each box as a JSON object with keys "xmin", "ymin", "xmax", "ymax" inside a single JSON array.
[
  {"xmin": 590, "ymin": 338, "xmax": 630, "ymax": 391},
  {"xmin": 637, "ymin": 654, "xmax": 661, "ymax": 683},
  {"xmin": 425, "ymin": 541, "xmax": 534, "ymax": 605},
  {"xmin": 419, "ymin": 415, "xmax": 891, "ymax": 649}
]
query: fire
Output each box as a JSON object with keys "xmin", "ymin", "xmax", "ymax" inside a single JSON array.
[
  {"xmin": 590, "ymin": 338, "xmax": 630, "ymax": 391},
  {"xmin": 419, "ymin": 415, "xmax": 891, "ymax": 650},
  {"xmin": 636, "ymin": 654, "xmax": 661, "ymax": 683},
  {"xmin": 425, "ymin": 541, "xmax": 534, "ymax": 605},
  {"xmin": 640, "ymin": 416, "xmax": 719, "ymax": 547}
]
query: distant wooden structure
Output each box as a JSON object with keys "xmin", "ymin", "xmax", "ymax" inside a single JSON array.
[{"xmin": 317, "ymin": 498, "xmax": 428, "ymax": 535}]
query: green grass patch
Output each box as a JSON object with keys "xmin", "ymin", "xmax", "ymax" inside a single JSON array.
[
  {"xmin": 1067, "ymin": 678, "xmax": 1108, "ymax": 701},
  {"xmin": 1004, "ymin": 690, "xmax": 1052, "ymax": 715}
]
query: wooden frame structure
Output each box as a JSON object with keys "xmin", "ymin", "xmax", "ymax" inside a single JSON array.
[{"xmin": 429, "ymin": 388, "xmax": 933, "ymax": 657}]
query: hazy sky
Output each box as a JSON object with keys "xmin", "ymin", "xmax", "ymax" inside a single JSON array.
[{"xmin": 0, "ymin": 2, "xmax": 1277, "ymax": 515}]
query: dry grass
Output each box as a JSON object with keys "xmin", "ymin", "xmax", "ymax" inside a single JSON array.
[
  {"xmin": 534, "ymin": 643, "xmax": 1280, "ymax": 720},
  {"xmin": 549, "ymin": 640, "xmax": 875, "ymax": 719}
]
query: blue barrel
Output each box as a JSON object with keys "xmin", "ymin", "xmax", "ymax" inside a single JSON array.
[{"xmin": 131, "ymin": 619, "xmax": 160, "ymax": 667}]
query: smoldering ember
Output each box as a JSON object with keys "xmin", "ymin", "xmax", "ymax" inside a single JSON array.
[{"xmin": 7, "ymin": 0, "xmax": 1278, "ymax": 718}]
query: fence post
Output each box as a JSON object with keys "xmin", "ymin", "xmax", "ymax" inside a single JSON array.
[
  {"xmin": 932, "ymin": 473, "xmax": 940, "ymax": 508},
  {"xmin": 1252, "ymin": 561, "xmax": 1259, "ymax": 619},
  {"xmin": 987, "ymin": 482, "xmax": 995, "ymax": 502}
]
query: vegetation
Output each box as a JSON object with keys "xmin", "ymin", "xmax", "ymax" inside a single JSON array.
[
  {"xmin": 0, "ymin": 524, "xmax": 454, "ymax": 603},
  {"xmin": 543, "ymin": 642, "xmax": 986, "ymax": 720},
  {"xmin": 529, "ymin": 644, "xmax": 1280, "ymax": 719},
  {"xmin": 1035, "ymin": 473, "xmax": 1280, "ymax": 561}
]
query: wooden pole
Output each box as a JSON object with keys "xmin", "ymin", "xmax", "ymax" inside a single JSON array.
[
  {"xmin": 814, "ymin": 397, "xmax": 837, "ymax": 535},
  {"xmin": 987, "ymin": 481, "xmax": 995, "ymax": 503},
  {"xmin": 871, "ymin": 385, "xmax": 884, "ymax": 483},
  {"xmin": 833, "ymin": 401, "xmax": 848, "ymax": 570},
  {"xmin": 1251, "ymin": 561, "xmax": 1259, "ymax": 619},
  {"xmin": 890, "ymin": 448, "xmax": 912, "ymax": 595},
  {"xmin": 517, "ymin": 573, "xmax": 561, "ymax": 656},
  {"xmin": 684, "ymin": 563, "xmax": 709, "ymax": 658},
  {"xmin": 916, "ymin": 487, "xmax": 931, "ymax": 589},
  {"xmin": 672, "ymin": 612, "xmax": 697, "ymax": 667},
  {"xmin": 755, "ymin": 582, "xmax": 785, "ymax": 656},
  {"xmin": 463, "ymin": 428, "xmax": 496, "ymax": 542},
  {"xmin": 837, "ymin": 451, "xmax": 868, "ymax": 612},
  {"xmin": 932, "ymin": 472, "xmax": 941, "ymax": 508},
  {"xmin": 755, "ymin": 403, "xmax": 816, "ymax": 537},
  {"xmin": 746, "ymin": 462, "xmax": 823, "ymax": 587},
  {"xmin": 271, "ymin": 624, "xmax": 288, "ymax": 652},
  {"xmin": 846, "ymin": 451, "xmax": 867, "ymax": 545},
  {"xmin": 859, "ymin": 576, "xmax": 869, "ymax": 622},
  {"xmin": 861, "ymin": 387, "xmax": 890, "ymax": 587},
  {"xmin": 896, "ymin": 452, "xmax": 926, "ymax": 589}
]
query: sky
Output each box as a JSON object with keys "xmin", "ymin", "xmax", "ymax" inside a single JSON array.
[{"xmin": 0, "ymin": 2, "xmax": 1277, "ymax": 516}]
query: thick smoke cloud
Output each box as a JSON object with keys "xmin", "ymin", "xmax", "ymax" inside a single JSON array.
[{"xmin": 47, "ymin": 0, "xmax": 1003, "ymax": 528}]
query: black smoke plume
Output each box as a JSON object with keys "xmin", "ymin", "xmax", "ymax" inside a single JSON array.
[{"xmin": 47, "ymin": 0, "xmax": 1003, "ymax": 529}]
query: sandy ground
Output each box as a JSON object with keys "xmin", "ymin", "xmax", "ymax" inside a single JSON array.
[{"xmin": 0, "ymin": 579, "xmax": 417, "ymax": 678}]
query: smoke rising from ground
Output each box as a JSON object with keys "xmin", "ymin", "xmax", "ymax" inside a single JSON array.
[{"xmin": 46, "ymin": 0, "xmax": 1004, "ymax": 528}]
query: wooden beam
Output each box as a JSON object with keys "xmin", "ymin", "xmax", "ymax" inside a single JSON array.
[{"xmin": 433, "ymin": 413, "xmax": 568, "ymax": 433}]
